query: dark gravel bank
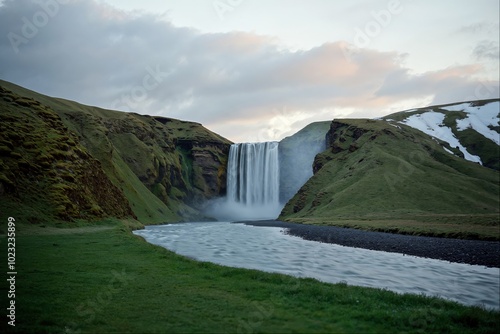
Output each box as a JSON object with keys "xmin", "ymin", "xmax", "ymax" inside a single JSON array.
[{"xmin": 234, "ymin": 220, "xmax": 500, "ymax": 268}]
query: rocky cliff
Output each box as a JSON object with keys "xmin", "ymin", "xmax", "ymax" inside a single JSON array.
[
  {"xmin": 0, "ymin": 80, "xmax": 231, "ymax": 224},
  {"xmin": 280, "ymin": 118, "xmax": 499, "ymax": 226},
  {"xmin": 0, "ymin": 86, "xmax": 134, "ymax": 223}
]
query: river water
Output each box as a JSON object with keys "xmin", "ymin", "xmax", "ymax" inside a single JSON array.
[{"xmin": 133, "ymin": 221, "xmax": 500, "ymax": 310}]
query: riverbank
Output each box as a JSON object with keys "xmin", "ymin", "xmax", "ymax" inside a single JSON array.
[
  {"xmin": 2, "ymin": 220, "xmax": 499, "ymax": 333},
  {"xmin": 237, "ymin": 220, "xmax": 500, "ymax": 268}
]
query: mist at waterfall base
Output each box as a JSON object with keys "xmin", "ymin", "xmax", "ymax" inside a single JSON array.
[
  {"xmin": 205, "ymin": 142, "xmax": 282, "ymax": 221},
  {"xmin": 204, "ymin": 139, "xmax": 326, "ymax": 221}
]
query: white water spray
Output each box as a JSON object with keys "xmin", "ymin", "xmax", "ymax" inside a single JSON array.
[
  {"xmin": 206, "ymin": 142, "xmax": 282, "ymax": 220},
  {"xmin": 227, "ymin": 142, "xmax": 280, "ymax": 206}
]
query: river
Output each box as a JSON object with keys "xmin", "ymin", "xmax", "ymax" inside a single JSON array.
[{"xmin": 133, "ymin": 221, "xmax": 500, "ymax": 310}]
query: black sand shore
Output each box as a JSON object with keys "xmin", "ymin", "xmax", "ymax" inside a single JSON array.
[{"xmin": 235, "ymin": 220, "xmax": 500, "ymax": 268}]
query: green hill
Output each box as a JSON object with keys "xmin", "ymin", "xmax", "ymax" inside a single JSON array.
[
  {"xmin": 383, "ymin": 99, "xmax": 500, "ymax": 170},
  {"xmin": 0, "ymin": 80, "xmax": 231, "ymax": 225},
  {"xmin": 2, "ymin": 80, "xmax": 499, "ymax": 239},
  {"xmin": 279, "ymin": 119, "xmax": 500, "ymax": 240}
]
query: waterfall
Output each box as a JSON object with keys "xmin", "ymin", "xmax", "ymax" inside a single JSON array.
[
  {"xmin": 227, "ymin": 142, "xmax": 280, "ymax": 207},
  {"xmin": 206, "ymin": 142, "xmax": 282, "ymax": 221}
]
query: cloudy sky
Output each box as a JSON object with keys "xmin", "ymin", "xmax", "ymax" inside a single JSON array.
[{"xmin": 0, "ymin": 0, "xmax": 499, "ymax": 142}]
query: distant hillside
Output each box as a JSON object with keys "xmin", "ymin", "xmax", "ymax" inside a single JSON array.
[
  {"xmin": 279, "ymin": 121, "xmax": 330, "ymax": 203},
  {"xmin": 0, "ymin": 80, "xmax": 231, "ymax": 224},
  {"xmin": 383, "ymin": 99, "xmax": 499, "ymax": 170},
  {"xmin": 280, "ymin": 118, "xmax": 499, "ymax": 239}
]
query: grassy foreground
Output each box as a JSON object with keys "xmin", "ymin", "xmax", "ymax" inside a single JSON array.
[{"xmin": 1, "ymin": 220, "xmax": 499, "ymax": 334}]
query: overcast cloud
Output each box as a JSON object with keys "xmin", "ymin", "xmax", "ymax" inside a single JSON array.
[{"xmin": 0, "ymin": 0, "xmax": 498, "ymax": 142}]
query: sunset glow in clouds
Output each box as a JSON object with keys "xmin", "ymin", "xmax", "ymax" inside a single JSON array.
[{"xmin": 0, "ymin": 0, "xmax": 498, "ymax": 142}]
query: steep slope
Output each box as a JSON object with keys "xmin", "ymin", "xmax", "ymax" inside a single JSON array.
[
  {"xmin": 279, "ymin": 121, "xmax": 330, "ymax": 203},
  {"xmin": 0, "ymin": 86, "xmax": 134, "ymax": 224},
  {"xmin": 280, "ymin": 119, "xmax": 499, "ymax": 239},
  {"xmin": 0, "ymin": 80, "xmax": 231, "ymax": 224},
  {"xmin": 383, "ymin": 99, "xmax": 499, "ymax": 170}
]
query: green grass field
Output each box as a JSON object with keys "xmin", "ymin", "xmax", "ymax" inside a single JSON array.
[{"xmin": 1, "ymin": 220, "xmax": 499, "ymax": 334}]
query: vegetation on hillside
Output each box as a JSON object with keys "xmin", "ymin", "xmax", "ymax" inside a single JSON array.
[
  {"xmin": 1, "ymin": 79, "xmax": 499, "ymax": 235},
  {"xmin": 1, "ymin": 82, "xmax": 499, "ymax": 333},
  {"xmin": 0, "ymin": 86, "xmax": 134, "ymax": 224},
  {"xmin": 383, "ymin": 99, "xmax": 500, "ymax": 170},
  {"xmin": 280, "ymin": 119, "xmax": 500, "ymax": 240},
  {"xmin": 0, "ymin": 80, "xmax": 231, "ymax": 224}
]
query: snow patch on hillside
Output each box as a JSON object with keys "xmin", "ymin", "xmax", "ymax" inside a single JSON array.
[
  {"xmin": 400, "ymin": 112, "xmax": 482, "ymax": 164},
  {"xmin": 442, "ymin": 101, "xmax": 500, "ymax": 145},
  {"xmin": 439, "ymin": 103, "xmax": 470, "ymax": 112}
]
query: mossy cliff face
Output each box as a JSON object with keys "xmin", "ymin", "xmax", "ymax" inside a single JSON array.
[
  {"xmin": 280, "ymin": 119, "xmax": 500, "ymax": 221},
  {"xmin": 0, "ymin": 86, "xmax": 134, "ymax": 223},
  {"xmin": 0, "ymin": 81, "xmax": 231, "ymax": 224}
]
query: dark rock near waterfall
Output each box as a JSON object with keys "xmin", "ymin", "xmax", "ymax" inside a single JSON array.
[{"xmin": 0, "ymin": 80, "xmax": 231, "ymax": 224}]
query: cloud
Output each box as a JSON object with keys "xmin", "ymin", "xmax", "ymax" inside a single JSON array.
[
  {"xmin": 0, "ymin": 0, "xmax": 498, "ymax": 142},
  {"xmin": 457, "ymin": 21, "xmax": 499, "ymax": 35},
  {"xmin": 472, "ymin": 40, "xmax": 500, "ymax": 61}
]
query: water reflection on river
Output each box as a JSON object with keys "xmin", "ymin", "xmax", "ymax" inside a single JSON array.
[{"xmin": 133, "ymin": 222, "xmax": 499, "ymax": 309}]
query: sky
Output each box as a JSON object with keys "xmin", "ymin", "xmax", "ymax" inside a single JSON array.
[{"xmin": 0, "ymin": 0, "xmax": 499, "ymax": 142}]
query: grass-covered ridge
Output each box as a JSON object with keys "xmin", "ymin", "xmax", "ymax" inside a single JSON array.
[
  {"xmin": 280, "ymin": 119, "xmax": 500, "ymax": 240},
  {"xmin": 1, "ymin": 221, "xmax": 498, "ymax": 334},
  {"xmin": 383, "ymin": 99, "xmax": 500, "ymax": 170},
  {"xmin": 0, "ymin": 86, "xmax": 134, "ymax": 224},
  {"xmin": 0, "ymin": 80, "xmax": 231, "ymax": 224}
]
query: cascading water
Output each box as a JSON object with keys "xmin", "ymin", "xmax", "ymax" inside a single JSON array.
[
  {"xmin": 227, "ymin": 142, "xmax": 280, "ymax": 207},
  {"xmin": 205, "ymin": 142, "xmax": 282, "ymax": 221}
]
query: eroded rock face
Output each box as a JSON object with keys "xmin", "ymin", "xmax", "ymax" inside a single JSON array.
[
  {"xmin": 0, "ymin": 82, "xmax": 232, "ymax": 223},
  {"xmin": 0, "ymin": 86, "xmax": 135, "ymax": 222},
  {"xmin": 190, "ymin": 145, "xmax": 228, "ymax": 197},
  {"xmin": 62, "ymin": 110, "xmax": 232, "ymax": 219},
  {"xmin": 280, "ymin": 118, "xmax": 500, "ymax": 224}
]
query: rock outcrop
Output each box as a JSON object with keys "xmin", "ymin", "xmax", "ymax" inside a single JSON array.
[
  {"xmin": 0, "ymin": 86, "xmax": 134, "ymax": 223},
  {"xmin": 280, "ymin": 118, "xmax": 500, "ymax": 222},
  {"xmin": 0, "ymin": 80, "xmax": 231, "ymax": 224}
]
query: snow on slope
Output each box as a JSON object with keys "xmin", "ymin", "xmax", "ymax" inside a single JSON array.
[
  {"xmin": 400, "ymin": 111, "xmax": 483, "ymax": 164},
  {"xmin": 390, "ymin": 100, "xmax": 500, "ymax": 166},
  {"xmin": 449, "ymin": 101, "xmax": 500, "ymax": 145}
]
